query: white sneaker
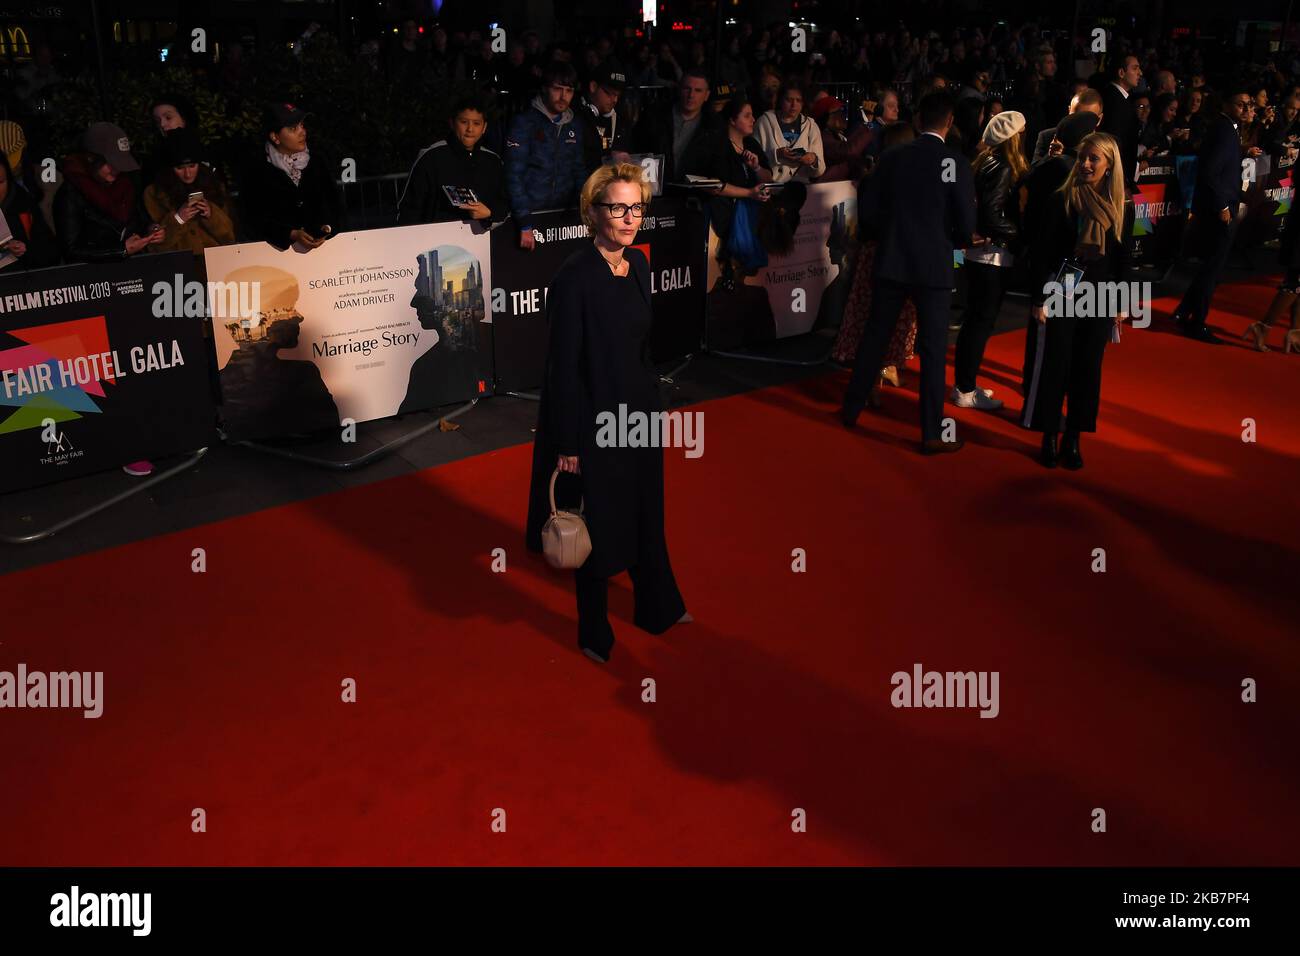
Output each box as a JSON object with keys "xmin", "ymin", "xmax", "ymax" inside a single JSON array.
[{"xmin": 951, "ymin": 386, "xmax": 1004, "ymax": 410}]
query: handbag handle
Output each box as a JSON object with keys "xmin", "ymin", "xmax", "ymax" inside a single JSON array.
[{"xmin": 548, "ymin": 466, "xmax": 584, "ymax": 517}]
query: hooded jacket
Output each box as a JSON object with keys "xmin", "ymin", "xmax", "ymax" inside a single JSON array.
[{"xmin": 504, "ymin": 95, "xmax": 587, "ymax": 229}]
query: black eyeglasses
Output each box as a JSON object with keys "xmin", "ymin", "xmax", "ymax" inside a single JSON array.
[{"xmin": 594, "ymin": 202, "xmax": 647, "ymax": 218}]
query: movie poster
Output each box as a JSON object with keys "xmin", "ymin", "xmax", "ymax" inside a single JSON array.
[
  {"xmin": 204, "ymin": 223, "xmax": 492, "ymax": 441},
  {"xmin": 704, "ymin": 180, "xmax": 858, "ymax": 344}
]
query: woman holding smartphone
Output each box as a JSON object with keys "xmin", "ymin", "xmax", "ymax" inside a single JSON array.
[
  {"xmin": 755, "ymin": 79, "xmax": 825, "ymax": 184},
  {"xmin": 524, "ymin": 163, "xmax": 690, "ymax": 664},
  {"xmin": 143, "ymin": 128, "xmax": 235, "ymax": 257},
  {"xmin": 1021, "ymin": 132, "xmax": 1131, "ymax": 471}
]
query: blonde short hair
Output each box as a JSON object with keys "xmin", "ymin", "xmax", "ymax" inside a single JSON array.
[{"xmin": 579, "ymin": 163, "xmax": 651, "ymax": 230}]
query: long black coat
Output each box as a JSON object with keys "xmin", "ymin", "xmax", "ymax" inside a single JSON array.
[{"xmin": 525, "ymin": 243, "xmax": 668, "ymax": 579}]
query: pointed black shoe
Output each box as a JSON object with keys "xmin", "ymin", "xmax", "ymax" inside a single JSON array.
[
  {"xmin": 1061, "ymin": 432, "xmax": 1084, "ymax": 470},
  {"xmin": 1178, "ymin": 318, "xmax": 1222, "ymax": 345},
  {"xmin": 579, "ymin": 642, "xmax": 610, "ymax": 664},
  {"xmin": 1040, "ymin": 432, "xmax": 1059, "ymax": 468}
]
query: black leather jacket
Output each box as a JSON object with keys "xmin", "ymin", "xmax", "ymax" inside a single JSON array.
[
  {"xmin": 973, "ymin": 151, "xmax": 1019, "ymax": 251},
  {"xmin": 53, "ymin": 174, "xmax": 149, "ymax": 263}
]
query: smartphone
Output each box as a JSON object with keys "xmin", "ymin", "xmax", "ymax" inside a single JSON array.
[
  {"xmin": 187, "ymin": 191, "xmax": 204, "ymax": 204},
  {"xmin": 788, "ymin": 147, "xmax": 807, "ymax": 158}
]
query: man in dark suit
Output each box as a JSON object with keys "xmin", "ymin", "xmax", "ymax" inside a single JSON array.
[
  {"xmin": 841, "ymin": 90, "xmax": 977, "ymax": 455},
  {"xmin": 629, "ymin": 68, "xmax": 713, "ymax": 186},
  {"xmin": 1172, "ymin": 89, "xmax": 1252, "ymax": 344},
  {"xmin": 1098, "ymin": 55, "xmax": 1143, "ymax": 187}
]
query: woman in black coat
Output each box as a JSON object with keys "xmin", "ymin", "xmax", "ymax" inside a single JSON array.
[
  {"xmin": 524, "ymin": 163, "xmax": 689, "ymax": 663},
  {"xmin": 238, "ymin": 102, "xmax": 344, "ymax": 249},
  {"xmin": 685, "ymin": 95, "xmax": 776, "ymax": 289},
  {"xmin": 1022, "ymin": 131, "xmax": 1132, "ymax": 470}
]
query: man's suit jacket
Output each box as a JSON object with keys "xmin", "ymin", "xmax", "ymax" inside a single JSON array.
[
  {"xmin": 1032, "ymin": 126, "xmax": 1057, "ymax": 165},
  {"xmin": 859, "ymin": 132, "xmax": 976, "ymax": 289},
  {"xmin": 1099, "ymin": 83, "xmax": 1138, "ymax": 183},
  {"xmin": 1193, "ymin": 113, "xmax": 1245, "ymax": 218}
]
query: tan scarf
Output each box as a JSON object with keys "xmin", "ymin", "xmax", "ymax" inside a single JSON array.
[{"xmin": 1071, "ymin": 185, "xmax": 1118, "ymax": 260}]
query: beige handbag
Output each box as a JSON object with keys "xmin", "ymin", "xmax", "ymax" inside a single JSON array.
[{"xmin": 541, "ymin": 467, "xmax": 592, "ymax": 570}]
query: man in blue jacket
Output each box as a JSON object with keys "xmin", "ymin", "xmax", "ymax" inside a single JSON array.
[
  {"xmin": 1172, "ymin": 88, "xmax": 1251, "ymax": 344},
  {"xmin": 505, "ymin": 62, "xmax": 588, "ymax": 250}
]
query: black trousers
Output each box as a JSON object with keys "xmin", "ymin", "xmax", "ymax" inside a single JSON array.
[
  {"xmin": 844, "ymin": 278, "xmax": 951, "ymax": 441},
  {"xmin": 1175, "ymin": 216, "xmax": 1235, "ymax": 325},
  {"xmin": 1021, "ymin": 309, "xmax": 1110, "ymax": 434},
  {"xmin": 953, "ymin": 261, "xmax": 1007, "ymax": 394},
  {"xmin": 575, "ymin": 545, "xmax": 685, "ymax": 657}
]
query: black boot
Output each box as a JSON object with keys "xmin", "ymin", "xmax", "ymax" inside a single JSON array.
[
  {"xmin": 1040, "ymin": 432, "xmax": 1059, "ymax": 469},
  {"xmin": 1061, "ymin": 431, "xmax": 1083, "ymax": 470}
]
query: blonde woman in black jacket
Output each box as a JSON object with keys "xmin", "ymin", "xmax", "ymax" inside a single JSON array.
[
  {"xmin": 952, "ymin": 110, "xmax": 1027, "ymax": 411},
  {"xmin": 1022, "ymin": 132, "xmax": 1132, "ymax": 470}
]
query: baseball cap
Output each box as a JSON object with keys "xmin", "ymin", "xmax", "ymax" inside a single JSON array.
[
  {"xmin": 162, "ymin": 127, "xmax": 203, "ymax": 167},
  {"xmin": 82, "ymin": 122, "xmax": 140, "ymax": 173},
  {"xmin": 809, "ymin": 95, "xmax": 846, "ymax": 120},
  {"xmin": 262, "ymin": 101, "xmax": 312, "ymax": 135},
  {"xmin": 593, "ymin": 62, "xmax": 627, "ymax": 92}
]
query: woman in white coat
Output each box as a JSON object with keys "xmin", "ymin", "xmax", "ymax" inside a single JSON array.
[{"xmin": 755, "ymin": 80, "xmax": 826, "ymax": 183}]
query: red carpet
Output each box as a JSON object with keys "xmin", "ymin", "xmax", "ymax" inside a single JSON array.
[{"xmin": 1, "ymin": 278, "xmax": 1297, "ymax": 866}]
